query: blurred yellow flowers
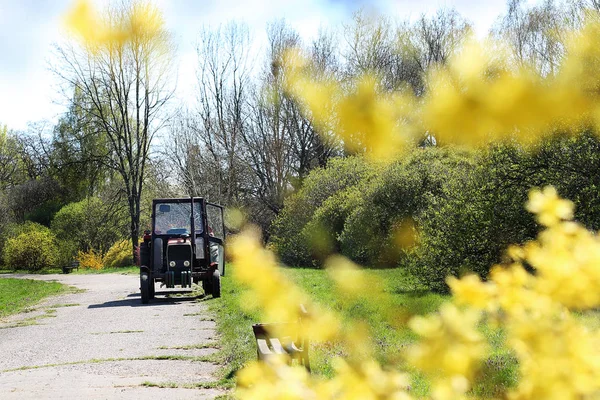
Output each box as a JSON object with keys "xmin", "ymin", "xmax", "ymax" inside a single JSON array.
[{"xmin": 64, "ymin": 0, "xmax": 165, "ymax": 51}]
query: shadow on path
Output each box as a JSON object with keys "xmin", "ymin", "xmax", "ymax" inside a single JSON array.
[{"xmin": 88, "ymin": 293, "xmax": 204, "ymax": 309}]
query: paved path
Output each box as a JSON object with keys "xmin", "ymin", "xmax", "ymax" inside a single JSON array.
[{"xmin": 0, "ymin": 273, "xmax": 224, "ymax": 399}]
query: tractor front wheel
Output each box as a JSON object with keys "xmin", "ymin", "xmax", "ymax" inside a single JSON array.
[
  {"xmin": 140, "ymin": 272, "xmax": 150, "ymax": 304},
  {"xmin": 212, "ymin": 270, "xmax": 221, "ymax": 298}
]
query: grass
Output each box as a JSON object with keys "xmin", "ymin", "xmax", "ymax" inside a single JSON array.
[
  {"xmin": 0, "ymin": 268, "xmax": 64, "ymax": 274},
  {"xmin": 209, "ymin": 265, "xmax": 522, "ymax": 398},
  {"xmin": 206, "ymin": 269, "xmax": 260, "ymax": 389},
  {"xmin": 0, "ymin": 278, "xmax": 69, "ymax": 319},
  {"xmin": 282, "ymin": 267, "xmax": 446, "ymax": 395},
  {"xmin": 2, "ymin": 354, "xmax": 217, "ymax": 373},
  {"xmin": 72, "ymin": 265, "xmax": 139, "ymax": 275},
  {"xmin": 0, "ymin": 265, "xmax": 139, "ymax": 275},
  {"xmin": 158, "ymin": 343, "xmax": 218, "ymax": 350}
]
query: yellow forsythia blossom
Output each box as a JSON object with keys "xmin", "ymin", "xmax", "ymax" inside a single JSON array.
[
  {"xmin": 64, "ymin": 0, "xmax": 166, "ymax": 51},
  {"xmin": 407, "ymin": 303, "xmax": 487, "ymax": 399},
  {"xmin": 446, "ymin": 186, "xmax": 600, "ymax": 398},
  {"xmin": 526, "ymin": 186, "xmax": 574, "ymax": 227}
]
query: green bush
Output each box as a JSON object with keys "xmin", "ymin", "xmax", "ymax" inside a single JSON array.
[
  {"xmin": 103, "ymin": 239, "xmax": 133, "ymax": 269},
  {"xmin": 270, "ymin": 156, "xmax": 378, "ymax": 266},
  {"xmin": 302, "ymin": 186, "xmax": 366, "ymax": 263},
  {"xmin": 3, "ymin": 223, "xmax": 58, "ymax": 271},
  {"xmin": 337, "ymin": 147, "xmax": 474, "ymax": 266},
  {"xmin": 51, "ymin": 197, "xmax": 127, "ymax": 262},
  {"xmin": 411, "ymin": 132, "xmax": 600, "ymax": 291},
  {"xmin": 271, "ymin": 131, "xmax": 600, "ymax": 291}
]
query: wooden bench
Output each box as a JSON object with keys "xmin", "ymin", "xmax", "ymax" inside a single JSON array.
[
  {"xmin": 252, "ymin": 305, "xmax": 310, "ymax": 371},
  {"xmin": 62, "ymin": 260, "xmax": 80, "ymax": 274}
]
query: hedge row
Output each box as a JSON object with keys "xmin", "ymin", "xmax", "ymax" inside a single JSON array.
[{"xmin": 271, "ymin": 131, "xmax": 600, "ymax": 291}]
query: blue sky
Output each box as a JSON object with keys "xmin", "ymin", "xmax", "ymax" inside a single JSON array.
[{"xmin": 0, "ymin": 0, "xmax": 530, "ymax": 131}]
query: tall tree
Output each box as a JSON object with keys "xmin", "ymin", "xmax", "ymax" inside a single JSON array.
[
  {"xmin": 55, "ymin": 1, "xmax": 174, "ymax": 260},
  {"xmin": 194, "ymin": 22, "xmax": 252, "ymax": 205},
  {"xmin": 51, "ymin": 87, "xmax": 111, "ymax": 200},
  {"xmin": 494, "ymin": 0, "xmax": 577, "ymax": 76}
]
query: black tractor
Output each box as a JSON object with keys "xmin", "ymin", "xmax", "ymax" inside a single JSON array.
[{"xmin": 138, "ymin": 197, "xmax": 225, "ymax": 304}]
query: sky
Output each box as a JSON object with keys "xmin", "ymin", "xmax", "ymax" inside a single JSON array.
[{"xmin": 0, "ymin": 0, "xmax": 536, "ymax": 131}]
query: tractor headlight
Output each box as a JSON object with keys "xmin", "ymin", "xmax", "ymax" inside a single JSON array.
[
  {"xmin": 169, "ymin": 261, "xmax": 176, "ymax": 267},
  {"xmin": 183, "ymin": 260, "xmax": 190, "ymax": 267}
]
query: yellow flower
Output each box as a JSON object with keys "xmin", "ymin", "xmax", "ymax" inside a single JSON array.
[
  {"xmin": 407, "ymin": 304, "xmax": 487, "ymax": 383},
  {"xmin": 447, "ymin": 275, "xmax": 496, "ymax": 310},
  {"xmin": 526, "ymin": 186, "xmax": 574, "ymax": 227}
]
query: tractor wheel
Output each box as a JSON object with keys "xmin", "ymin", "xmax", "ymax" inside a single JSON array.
[
  {"xmin": 212, "ymin": 270, "xmax": 221, "ymax": 298},
  {"xmin": 202, "ymin": 278, "xmax": 212, "ymax": 295},
  {"xmin": 149, "ymin": 276, "xmax": 155, "ymax": 299},
  {"xmin": 140, "ymin": 272, "xmax": 150, "ymax": 304}
]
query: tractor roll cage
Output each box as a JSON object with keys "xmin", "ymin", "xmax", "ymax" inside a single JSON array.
[{"xmin": 150, "ymin": 197, "xmax": 225, "ymax": 275}]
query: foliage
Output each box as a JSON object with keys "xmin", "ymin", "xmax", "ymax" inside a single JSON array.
[
  {"xmin": 102, "ymin": 239, "xmax": 133, "ymax": 269},
  {"xmin": 3, "ymin": 223, "xmax": 58, "ymax": 271},
  {"xmin": 76, "ymin": 249, "xmax": 103, "ymax": 270},
  {"xmin": 273, "ymin": 132, "xmax": 600, "ymax": 293},
  {"xmin": 270, "ymin": 156, "xmax": 377, "ymax": 266},
  {"xmin": 51, "ymin": 197, "xmax": 128, "ymax": 262},
  {"xmin": 410, "ymin": 132, "xmax": 600, "ymax": 291},
  {"xmin": 337, "ymin": 147, "xmax": 473, "ymax": 266},
  {"xmin": 51, "ymin": 87, "xmax": 110, "ymax": 201}
]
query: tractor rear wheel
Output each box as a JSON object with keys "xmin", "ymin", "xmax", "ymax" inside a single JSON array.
[
  {"xmin": 140, "ymin": 272, "xmax": 150, "ymax": 304},
  {"xmin": 202, "ymin": 278, "xmax": 211, "ymax": 295},
  {"xmin": 212, "ymin": 270, "xmax": 221, "ymax": 298},
  {"xmin": 149, "ymin": 275, "xmax": 155, "ymax": 299}
]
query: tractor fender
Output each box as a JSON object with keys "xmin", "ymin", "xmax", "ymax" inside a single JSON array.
[{"xmin": 140, "ymin": 265, "xmax": 150, "ymax": 275}]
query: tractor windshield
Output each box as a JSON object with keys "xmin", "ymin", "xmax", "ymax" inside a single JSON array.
[{"xmin": 154, "ymin": 202, "xmax": 203, "ymax": 235}]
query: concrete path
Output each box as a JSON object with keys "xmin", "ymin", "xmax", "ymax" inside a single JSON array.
[{"xmin": 0, "ymin": 273, "xmax": 224, "ymax": 399}]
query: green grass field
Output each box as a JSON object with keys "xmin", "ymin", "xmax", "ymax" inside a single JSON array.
[
  {"xmin": 0, "ymin": 265, "xmax": 139, "ymax": 275},
  {"xmin": 0, "ymin": 278, "xmax": 69, "ymax": 318},
  {"xmin": 71, "ymin": 265, "xmax": 139, "ymax": 275},
  {"xmin": 209, "ymin": 265, "xmax": 519, "ymax": 398}
]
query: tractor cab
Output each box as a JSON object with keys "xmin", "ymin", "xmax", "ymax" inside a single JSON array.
[{"xmin": 138, "ymin": 197, "xmax": 225, "ymax": 304}]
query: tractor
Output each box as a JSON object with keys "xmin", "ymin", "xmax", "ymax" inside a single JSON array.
[{"xmin": 138, "ymin": 197, "xmax": 225, "ymax": 304}]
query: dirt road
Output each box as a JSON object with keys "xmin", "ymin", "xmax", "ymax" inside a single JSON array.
[{"xmin": 0, "ymin": 273, "xmax": 224, "ymax": 399}]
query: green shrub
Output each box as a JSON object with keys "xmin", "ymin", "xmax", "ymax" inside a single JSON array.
[
  {"xmin": 103, "ymin": 239, "xmax": 133, "ymax": 269},
  {"xmin": 337, "ymin": 147, "xmax": 474, "ymax": 266},
  {"xmin": 410, "ymin": 132, "xmax": 600, "ymax": 291},
  {"xmin": 302, "ymin": 187, "xmax": 365, "ymax": 263},
  {"xmin": 271, "ymin": 131, "xmax": 600, "ymax": 291},
  {"xmin": 51, "ymin": 197, "xmax": 127, "ymax": 261},
  {"xmin": 270, "ymin": 156, "xmax": 378, "ymax": 266},
  {"xmin": 3, "ymin": 223, "xmax": 58, "ymax": 271}
]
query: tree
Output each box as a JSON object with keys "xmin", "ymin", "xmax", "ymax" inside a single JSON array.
[
  {"xmin": 342, "ymin": 11, "xmax": 399, "ymax": 90},
  {"xmin": 493, "ymin": 0, "xmax": 580, "ymax": 76},
  {"xmin": 396, "ymin": 9, "xmax": 471, "ymax": 94},
  {"xmin": 193, "ymin": 22, "xmax": 252, "ymax": 206},
  {"xmin": 0, "ymin": 125, "xmax": 25, "ymax": 191},
  {"xmin": 51, "ymin": 87, "xmax": 111, "ymax": 200},
  {"xmin": 55, "ymin": 1, "xmax": 174, "ymax": 260}
]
